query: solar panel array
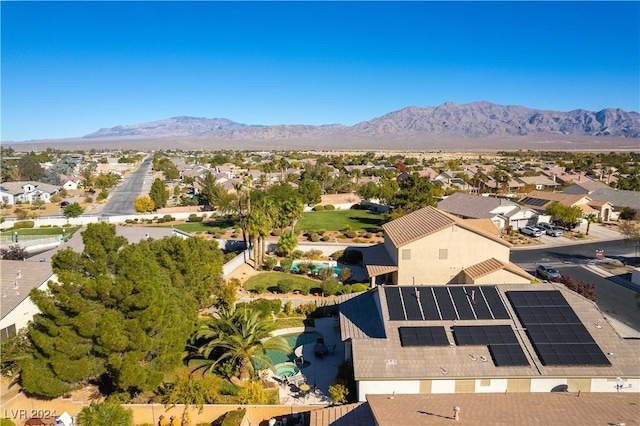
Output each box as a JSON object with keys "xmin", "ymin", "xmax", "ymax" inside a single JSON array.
[
  {"xmin": 385, "ymin": 286, "xmax": 510, "ymax": 321},
  {"xmin": 521, "ymin": 197, "xmax": 548, "ymax": 207},
  {"xmin": 453, "ymin": 325, "xmax": 529, "ymax": 367},
  {"xmin": 507, "ymin": 291, "xmax": 611, "ymax": 367},
  {"xmin": 398, "ymin": 327, "xmax": 450, "ymax": 347}
]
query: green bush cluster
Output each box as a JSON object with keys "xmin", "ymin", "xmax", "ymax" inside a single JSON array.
[
  {"xmin": 324, "ymin": 204, "xmax": 335, "ymax": 210},
  {"xmin": 313, "ymin": 205, "xmax": 324, "ymax": 211},
  {"xmin": 270, "ymin": 229, "xmax": 282, "ymax": 236},
  {"xmin": 187, "ymin": 214, "xmax": 203, "ymax": 222},
  {"xmin": 13, "ymin": 220, "xmax": 35, "ymax": 229}
]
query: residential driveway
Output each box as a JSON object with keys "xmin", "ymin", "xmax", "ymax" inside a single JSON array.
[{"xmin": 574, "ymin": 222, "xmax": 622, "ymax": 240}]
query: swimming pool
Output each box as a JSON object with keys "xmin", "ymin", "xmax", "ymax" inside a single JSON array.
[
  {"xmin": 263, "ymin": 331, "xmax": 321, "ymax": 367},
  {"xmin": 290, "ymin": 260, "xmax": 342, "ymax": 276},
  {"xmin": 274, "ymin": 362, "xmax": 300, "ymax": 378}
]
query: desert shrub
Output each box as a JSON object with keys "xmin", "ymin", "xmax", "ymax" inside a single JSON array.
[
  {"xmin": 296, "ymin": 302, "xmax": 317, "ymax": 316},
  {"xmin": 342, "ymin": 224, "xmax": 351, "ymax": 231},
  {"xmin": 156, "ymin": 217, "xmax": 165, "ymax": 223},
  {"xmin": 350, "ymin": 283, "xmax": 369, "ymax": 293},
  {"xmin": 62, "ymin": 223, "xmax": 72, "ymax": 227},
  {"xmin": 328, "ymin": 383, "xmax": 349, "ymax": 405},
  {"xmin": 317, "ymin": 229, "xmax": 326, "ymax": 235},
  {"xmin": 365, "ymin": 232, "xmax": 372, "ymax": 238},
  {"xmin": 40, "ymin": 224, "xmax": 52, "ymax": 228},
  {"xmin": 97, "ymin": 190, "xmax": 109, "ymax": 200},
  {"xmin": 310, "ymin": 233, "xmax": 320, "ymax": 242},
  {"xmin": 344, "ymin": 230, "xmax": 357, "ymax": 239},
  {"xmin": 376, "ymin": 231, "xmax": 384, "ymax": 237},
  {"xmin": 277, "ymin": 279, "xmax": 295, "ymax": 294},
  {"xmin": 241, "ymin": 298, "xmax": 281, "ymax": 317},
  {"xmin": 187, "ymin": 214, "xmax": 203, "ymax": 222},
  {"xmin": 305, "ymin": 249, "xmax": 323, "ymax": 260},
  {"xmin": 291, "ymin": 250, "xmax": 304, "ymax": 260},
  {"xmin": 13, "ymin": 208, "xmax": 29, "ymax": 220},
  {"xmin": 339, "ymin": 267, "xmax": 352, "ymax": 282},
  {"xmin": 283, "ymin": 301, "xmax": 295, "ymax": 316},
  {"xmin": 330, "ymin": 250, "xmax": 344, "ymax": 260},
  {"xmin": 554, "ymin": 276, "xmax": 596, "ymax": 301},
  {"xmin": 263, "ymin": 256, "xmax": 277, "ymax": 271},
  {"xmin": 221, "ymin": 408, "xmax": 247, "ymax": 426},
  {"xmin": 321, "ymin": 235, "xmax": 330, "ymax": 242},
  {"xmin": 280, "ymin": 258, "xmax": 293, "ymax": 273},
  {"xmin": 317, "ymin": 267, "xmax": 334, "ymax": 281},
  {"xmin": 163, "ymin": 214, "xmax": 174, "ymax": 222},
  {"xmin": 321, "ymin": 279, "xmax": 340, "ymax": 296},
  {"xmin": 298, "ymin": 281, "xmax": 311, "ymax": 296},
  {"xmin": 353, "ymin": 238, "xmax": 364, "ymax": 243},
  {"xmin": 253, "ymin": 282, "xmax": 267, "ymax": 294},
  {"xmin": 51, "ymin": 194, "xmax": 62, "ymax": 203},
  {"xmin": 85, "ymin": 195, "xmax": 93, "ymax": 203},
  {"xmin": 342, "ymin": 284, "xmax": 352, "ymax": 294},
  {"xmin": 296, "ymin": 262, "xmax": 312, "ymax": 275},
  {"xmin": 13, "ymin": 220, "xmax": 35, "ymax": 230},
  {"xmin": 313, "ymin": 205, "xmax": 324, "ymax": 211}
]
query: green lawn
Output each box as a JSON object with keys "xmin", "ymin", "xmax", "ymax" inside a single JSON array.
[
  {"xmin": 1, "ymin": 225, "xmax": 82, "ymax": 237},
  {"xmin": 163, "ymin": 218, "xmax": 238, "ymax": 233},
  {"xmin": 295, "ymin": 209, "xmax": 385, "ymax": 232},
  {"xmin": 243, "ymin": 271, "xmax": 319, "ymax": 292}
]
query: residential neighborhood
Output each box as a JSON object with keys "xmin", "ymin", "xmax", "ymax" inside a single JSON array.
[{"xmin": 1, "ymin": 148, "xmax": 639, "ymax": 426}]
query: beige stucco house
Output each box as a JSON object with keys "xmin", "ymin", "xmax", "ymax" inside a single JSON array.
[{"xmin": 362, "ymin": 206, "xmax": 532, "ymax": 286}]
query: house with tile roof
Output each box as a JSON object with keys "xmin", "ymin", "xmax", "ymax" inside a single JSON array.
[
  {"xmin": 437, "ymin": 193, "xmax": 538, "ymax": 231},
  {"xmin": 0, "ymin": 181, "xmax": 60, "ymax": 205},
  {"xmin": 361, "ymin": 206, "xmax": 532, "ymax": 286},
  {"xmin": 514, "ymin": 175, "xmax": 560, "ymax": 190},
  {"xmin": 519, "ymin": 190, "xmax": 614, "ymax": 221},
  {"xmin": 337, "ymin": 282, "xmax": 640, "ymax": 401},
  {"xmin": 0, "ymin": 260, "xmax": 56, "ymax": 341}
]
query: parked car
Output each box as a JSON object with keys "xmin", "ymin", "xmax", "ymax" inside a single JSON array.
[
  {"xmin": 519, "ymin": 226, "xmax": 543, "ymax": 237},
  {"xmin": 60, "ymin": 201, "xmax": 70, "ymax": 207},
  {"xmin": 536, "ymin": 264, "xmax": 561, "ymax": 280},
  {"xmin": 537, "ymin": 222, "xmax": 564, "ymax": 237}
]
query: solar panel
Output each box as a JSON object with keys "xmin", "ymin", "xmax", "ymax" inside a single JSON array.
[
  {"xmin": 433, "ymin": 287, "xmax": 457, "ymax": 320},
  {"xmin": 386, "ymin": 287, "xmax": 405, "ymax": 321},
  {"xmin": 482, "ymin": 286, "xmax": 510, "ymax": 319},
  {"xmin": 450, "ymin": 287, "xmax": 475, "ymax": 320},
  {"xmin": 488, "ymin": 344, "xmax": 530, "ymax": 366},
  {"xmin": 419, "ymin": 288, "xmax": 441, "ymax": 320},
  {"xmin": 507, "ymin": 290, "xmax": 610, "ymax": 367},
  {"xmin": 400, "ymin": 287, "xmax": 424, "ymax": 321},
  {"xmin": 465, "ymin": 286, "xmax": 493, "ymax": 319},
  {"xmin": 399, "ymin": 327, "xmax": 449, "ymax": 347}
]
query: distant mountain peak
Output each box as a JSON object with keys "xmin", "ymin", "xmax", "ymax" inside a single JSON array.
[{"xmin": 84, "ymin": 101, "xmax": 640, "ymax": 140}]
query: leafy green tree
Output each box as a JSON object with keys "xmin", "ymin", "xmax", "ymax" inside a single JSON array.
[
  {"xmin": 356, "ymin": 181, "xmax": 380, "ymax": 200},
  {"xmin": 17, "ymin": 154, "xmax": 44, "ymax": 181},
  {"xmin": 20, "ymin": 224, "xmax": 199, "ymax": 398},
  {"xmin": 62, "ymin": 202, "xmax": 84, "ymax": 219},
  {"xmin": 277, "ymin": 231, "xmax": 298, "ymax": 257},
  {"xmin": 149, "ymin": 178, "xmax": 169, "ymax": 209},
  {"xmin": 76, "ymin": 401, "xmax": 133, "ymax": 426},
  {"xmin": 545, "ymin": 202, "xmax": 583, "ymax": 230},
  {"xmin": 389, "ymin": 173, "xmax": 436, "ymax": 218},
  {"xmin": 297, "ymin": 179, "xmax": 322, "ymax": 205},
  {"xmin": 197, "ymin": 171, "xmax": 226, "ymax": 209},
  {"xmin": 192, "ymin": 306, "xmax": 290, "ymax": 382},
  {"xmin": 0, "ymin": 245, "xmax": 28, "ymax": 260}
]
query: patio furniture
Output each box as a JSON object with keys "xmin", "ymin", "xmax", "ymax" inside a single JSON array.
[{"xmin": 314, "ymin": 342, "xmax": 328, "ymax": 358}]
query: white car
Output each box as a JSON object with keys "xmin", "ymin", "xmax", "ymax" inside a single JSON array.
[
  {"xmin": 537, "ymin": 222, "xmax": 564, "ymax": 237},
  {"xmin": 520, "ymin": 226, "xmax": 543, "ymax": 237}
]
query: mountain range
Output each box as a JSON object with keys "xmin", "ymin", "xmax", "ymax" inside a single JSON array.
[{"xmin": 85, "ymin": 101, "xmax": 640, "ymax": 140}]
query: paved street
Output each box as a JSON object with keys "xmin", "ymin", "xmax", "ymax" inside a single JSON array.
[{"xmin": 100, "ymin": 156, "xmax": 153, "ymax": 216}]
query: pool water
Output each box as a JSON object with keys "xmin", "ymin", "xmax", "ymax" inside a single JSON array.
[
  {"xmin": 290, "ymin": 261, "xmax": 342, "ymax": 276},
  {"xmin": 263, "ymin": 332, "xmax": 322, "ymax": 366},
  {"xmin": 275, "ymin": 363, "xmax": 300, "ymax": 378}
]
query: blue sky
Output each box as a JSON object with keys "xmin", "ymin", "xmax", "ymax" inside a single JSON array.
[{"xmin": 2, "ymin": 1, "xmax": 638, "ymax": 141}]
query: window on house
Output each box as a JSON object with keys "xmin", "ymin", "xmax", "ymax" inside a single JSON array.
[
  {"xmin": 439, "ymin": 248, "xmax": 448, "ymax": 260},
  {"xmin": 402, "ymin": 249, "xmax": 411, "ymax": 260}
]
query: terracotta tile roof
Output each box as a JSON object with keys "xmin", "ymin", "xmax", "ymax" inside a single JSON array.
[
  {"xmin": 308, "ymin": 402, "xmax": 375, "ymax": 426},
  {"xmin": 348, "ymin": 282, "xmax": 640, "ymax": 381},
  {"xmin": 462, "ymin": 258, "xmax": 533, "ymax": 282},
  {"xmin": 382, "ymin": 206, "xmax": 510, "ymax": 249},
  {"xmin": 366, "ymin": 392, "xmax": 640, "ymax": 426},
  {"xmin": 361, "ymin": 244, "xmax": 399, "ymax": 278}
]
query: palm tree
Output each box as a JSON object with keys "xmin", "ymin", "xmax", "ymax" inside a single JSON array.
[
  {"xmin": 76, "ymin": 401, "xmax": 133, "ymax": 426},
  {"xmin": 585, "ymin": 213, "xmax": 598, "ymax": 235},
  {"xmin": 193, "ymin": 306, "xmax": 290, "ymax": 382}
]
